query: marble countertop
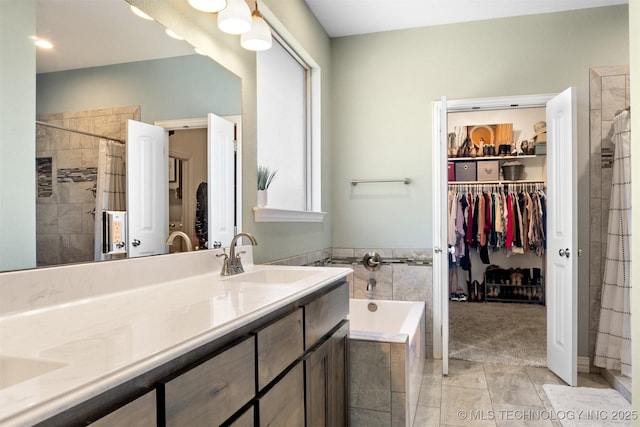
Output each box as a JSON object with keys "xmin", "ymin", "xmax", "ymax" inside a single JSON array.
[{"xmin": 0, "ymin": 262, "xmax": 351, "ymax": 426}]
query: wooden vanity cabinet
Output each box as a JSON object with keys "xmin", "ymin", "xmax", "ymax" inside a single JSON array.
[
  {"xmin": 40, "ymin": 279, "xmax": 349, "ymax": 427},
  {"xmin": 159, "ymin": 336, "xmax": 256, "ymax": 427},
  {"xmin": 90, "ymin": 390, "xmax": 156, "ymax": 427}
]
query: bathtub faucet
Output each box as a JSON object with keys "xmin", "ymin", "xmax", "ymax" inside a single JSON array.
[{"xmin": 367, "ymin": 277, "xmax": 377, "ymax": 291}]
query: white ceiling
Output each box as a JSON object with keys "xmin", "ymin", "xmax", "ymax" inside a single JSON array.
[
  {"xmin": 303, "ymin": 0, "xmax": 628, "ymax": 38},
  {"xmin": 36, "ymin": 0, "xmax": 195, "ymax": 73},
  {"xmin": 36, "ymin": 0, "xmax": 628, "ymax": 73}
]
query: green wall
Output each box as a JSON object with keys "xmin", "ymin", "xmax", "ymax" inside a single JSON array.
[
  {"xmin": 37, "ymin": 55, "xmax": 241, "ymax": 123},
  {"xmin": 330, "ymin": 5, "xmax": 629, "ymax": 249}
]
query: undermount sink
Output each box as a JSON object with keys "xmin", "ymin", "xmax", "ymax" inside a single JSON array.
[
  {"xmin": 223, "ymin": 268, "xmax": 319, "ymax": 284},
  {"xmin": 0, "ymin": 356, "xmax": 67, "ymax": 390}
]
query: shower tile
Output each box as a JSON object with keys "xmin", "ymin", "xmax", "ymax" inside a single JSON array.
[
  {"xmin": 56, "ymin": 149, "xmax": 82, "ymax": 169},
  {"xmin": 350, "ymin": 340, "xmax": 391, "ymax": 411},
  {"xmin": 353, "ymin": 264, "xmax": 393, "ymax": 300},
  {"xmin": 589, "ymin": 199, "xmax": 601, "ymax": 243},
  {"xmin": 390, "ymin": 343, "xmax": 406, "ymax": 392},
  {"xmin": 332, "ymin": 247, "xmax": 355, "ymax": 258},
  {"xmin": 37, "ymin": 234, "xmax": 62, "ymax": 266},
  {"xmin": 68, "ymin": 117, "xmax": 95, "ymax": 149},
  {"xmin": 590, "ymin": 156, "xmax": 602, "ymax": 197},
  {"xmin": 589, "ymin": 110, "xmax": 602, "ymax": 154},
  {"xmin": 350, "ymin": 408, "xmax": 391, "ymax": 427},
  {"xmin": 589, "ymin": 286, "xmax": 602, "ymax": 331},
  {"xmin": 353, "ymin": 248, "xmax": 393, "ymax": 259},
  {"xmin": 391, "ymin": 392, "xmax": 406, "ymax": 426},
  {"xmin": 36, "ymin": 204, "xmax": 58, "ymax": 234},
  {"xmin": 82, "ymin": 203, "xmax": 96, "ymax": 235},
  {"xmin": 94, "ymin": 115, "xmax": 123, "ymax": 141},
  {"xmin": 60, "ymin": 234, "xmax": 94, "ymax": 264},
  {"xmin": 392, "ymin": 264, "xmax": 429, "ymax": 302},
  {"xmin": 68, "ymin": 181, "xmax": 97, "ymax": 204},
  {"xmin": 58, "ymin": 204, "xmax": 83, "ymax": 234},
  {"xmin": 601, "ymin": 75, "xmax": 627, "ymax": 120},
  {"xmin": 81, "ymin": 148, "xmax": 99, "ymax": 167},
  {"xmin": 392, "ymin": 248, "xmax": 432, "ymax": 260},
  {"xmin": 589, "ymin": 69, "xmax": 602, "ymax": 110},
  {"xmin": 589, "ymin": 242, "xmax": 602, "ymax": 288}
]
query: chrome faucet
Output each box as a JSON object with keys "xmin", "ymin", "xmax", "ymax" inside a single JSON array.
[
  {"xmin": 219, "ymin": 232, "xmax": 258, "ymax": 276},
  {"xmin": 166, "ymin": 231, "xmax": 193, "ymax": 252}
]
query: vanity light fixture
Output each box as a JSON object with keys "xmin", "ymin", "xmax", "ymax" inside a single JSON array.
[
  {"xmin": 217, "ymin": 0, "xmax": 252, "ymax": 34},
  {"xmin": 188, "ymin": 0, "xmax": 227, "ymax": 13},
  {"xmin": 240, "ymin": 1, "xmax": 272, "ymax": 51},
  {"xmin": 130, "ymin": 5, "xmax": 153, "ymax": 21}
]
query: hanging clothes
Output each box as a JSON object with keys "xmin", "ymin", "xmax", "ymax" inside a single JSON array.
[{"xmin": 594, "ymin": 109, "xmax": 632, "ymax": 377}]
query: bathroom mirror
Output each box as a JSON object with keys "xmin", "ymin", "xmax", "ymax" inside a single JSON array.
[{"xmin": 1, "ymin": 0, "xmax": 242, "ymax": 271}]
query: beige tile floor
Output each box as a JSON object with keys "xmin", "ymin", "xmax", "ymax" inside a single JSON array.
[{"xmin": 413, "ymin": 359, "xmax": 614, "ymax": 426}]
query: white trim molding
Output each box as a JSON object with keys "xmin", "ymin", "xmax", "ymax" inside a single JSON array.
[{"xmin": 253, "ymin": 207, "xmax": 326, "ymax": 223}]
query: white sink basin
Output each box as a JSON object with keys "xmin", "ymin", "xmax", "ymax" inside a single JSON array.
[
  {"xmin": 223, "ymin": 268, "xmax": 319, "ymax": 284},
  {"xmin": 0, "ymin": 356, "xmax": 66, "ymax": 390}
]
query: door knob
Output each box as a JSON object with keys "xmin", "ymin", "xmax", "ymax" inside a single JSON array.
[
  {"xmin": 434, "ymin": 247, "xmax": 442, "ymax": 254},
  {"xmin": 558, "ymin": 248, "xmax": 570, "ymax": 258},
  {"xmin": 132, "ymin": 239, "xmax": 141, "ymax": 247}
]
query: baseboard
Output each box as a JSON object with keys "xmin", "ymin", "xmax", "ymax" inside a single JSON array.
[{"xmin": 577, "ymin": 356, "xmax": 591, "ymax": 373}]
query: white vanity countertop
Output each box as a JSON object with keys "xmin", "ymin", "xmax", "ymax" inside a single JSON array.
[{"xmin": 0, "ymin": 263, "xmax": 351, "ymax": 426}]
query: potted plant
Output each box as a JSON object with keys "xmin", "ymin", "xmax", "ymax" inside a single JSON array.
[{"xmin": 257, "ymin": 165, "xmax": 277, "ymax": 207}]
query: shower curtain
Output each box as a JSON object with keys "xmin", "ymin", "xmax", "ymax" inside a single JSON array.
[
  {"xmin": 594, "ymin": 108, "xmax": 631, "ymax": 377},
  {"xmin": 94, "ymin": 139, "xmax": 126, "ymax": 261}
]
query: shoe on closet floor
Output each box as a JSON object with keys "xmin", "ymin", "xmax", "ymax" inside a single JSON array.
[
  {"xmin": 457, "ymin": 293, "xmax": 468, "ymax": 302},
  {"xmin": 450, "ymin": 292, "xmax": 459, "ymax": 301}
]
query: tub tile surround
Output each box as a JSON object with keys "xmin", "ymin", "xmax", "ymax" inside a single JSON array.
[
  {"xmin": 270, "ymin": 247, "xmax": 434, "ymax": 358},
  {"xmin": 588, "ymin": 66, "xmax": 630, "ymax": 374}
]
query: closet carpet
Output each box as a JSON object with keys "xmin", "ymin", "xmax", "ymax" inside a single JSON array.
[{"xmin": 449, "ymin": 301, "xmax": 547, "ymax": 366}]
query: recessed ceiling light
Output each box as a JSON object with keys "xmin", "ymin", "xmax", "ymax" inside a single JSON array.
[
  {"xmin": 35, "ymin": 39, "xmax": 53, "ymax": 49},
  {"xmin": 130, "ymin": 6, "xmax": 153, "ymax": 21},
  {"xmin": 165, "ymin": 29, "xmax": 184, "ymax": 40}
]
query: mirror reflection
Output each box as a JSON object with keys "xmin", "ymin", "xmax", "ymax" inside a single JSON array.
[{"xmin": 4, "ymin": 0, "xmax": 242, "ymax": 271}]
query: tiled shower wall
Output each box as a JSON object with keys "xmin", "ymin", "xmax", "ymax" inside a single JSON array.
[
  {"xmin": 269, "ymin": 247, "xmax": 434, "ymax": 358},
  {"xmin": 36, "ymin": 106, "xmax": 140, "ymax": 266},
  {"xmin": 589, "ymin": 66, "xmax": 630, "ymax": 369}
]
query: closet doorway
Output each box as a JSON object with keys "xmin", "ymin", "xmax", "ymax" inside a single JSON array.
[{"xmin": 432, "ymin": 89, "xmax": 578, "ymax": 385}]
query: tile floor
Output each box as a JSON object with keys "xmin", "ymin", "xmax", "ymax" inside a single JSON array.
[{"xmin": 413, "ymin": 359, "xmax": 614, "ymax": 426}]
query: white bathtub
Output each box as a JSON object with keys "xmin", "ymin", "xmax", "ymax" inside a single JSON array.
[{"xmin": 348, "ymin": 299, "xmax": 426, "ymax": 427}]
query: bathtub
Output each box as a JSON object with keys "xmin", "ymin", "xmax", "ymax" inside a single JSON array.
[{"xmin": 348, "ymin": 299, "xmax": 426, "ymax": 427}]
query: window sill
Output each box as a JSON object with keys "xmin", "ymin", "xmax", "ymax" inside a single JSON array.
[{"xmin": 253, "ymin": 207, "xmax": 326, "ymax": 223}]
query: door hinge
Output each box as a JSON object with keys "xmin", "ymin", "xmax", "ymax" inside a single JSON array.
[{"xmin": 234, "ymin": 139, "xmax": 238, "ymax": 152}]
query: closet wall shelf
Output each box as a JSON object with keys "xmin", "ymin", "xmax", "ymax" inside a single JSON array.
[
  {"xmin": 448, "ymin": 180, "xmax": 546, "ymax": 185},
  {"xmin": 448, "ymin": 155, "xmax": 541, "ymax": 162}
]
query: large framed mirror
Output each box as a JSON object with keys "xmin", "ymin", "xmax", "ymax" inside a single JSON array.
[{"xmin": 0, "ymin": 0, "xmax": 242, "ymax": 272}]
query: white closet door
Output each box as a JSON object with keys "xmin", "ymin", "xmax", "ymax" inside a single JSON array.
[
  {"xmin": 432, "ymin": 97, "xmax": 449, "ymax": 375},
  {"xmin": 545, "ymin": 87, "xmax": 578, "ymax": 386},
  {"xmin": 127, "ymin": 120, "xmax": 169, "ymax": 258}
]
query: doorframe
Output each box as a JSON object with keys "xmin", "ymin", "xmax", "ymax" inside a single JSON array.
[
  {"xmin": 154, "ymin": 115, "xmax": 243, "ymax": 242},
  {"xmin": 432, "ymin": 93, "xmax": 558, "ymax": 366}
]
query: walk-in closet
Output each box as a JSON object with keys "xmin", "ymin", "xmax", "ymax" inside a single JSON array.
[{"xmin": 446, "ymin": 106, "xmax": 548, "ymax": 367}]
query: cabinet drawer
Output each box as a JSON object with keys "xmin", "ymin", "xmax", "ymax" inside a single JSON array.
[
  {"xmin": 224, "ymin": 405, "xmax": 255, "ymax": 427},
  {"xmin": 477, "ymin": 160, "xmax": 499, "ymax": 181},
  {"xmin": 91, "ymin": 390, "xmax": 156, "ymax": 427},
  {"xmin": 161, "ymin": 336, "xmax": 255, "ymax": 427},
  {"xmin": 304, "ymin": 281, "xmax": 349, "ymax": 350},
  {"xmin": 455, "ymin": 162, "xmax": 476, "ymax": 181},
  {"xmin": 256, "ymin": 307, "xmax": 304, "ymax": 390},
  {"xmin": 258, "ymin": 363, "xmax": 305, "ymax": 427}
]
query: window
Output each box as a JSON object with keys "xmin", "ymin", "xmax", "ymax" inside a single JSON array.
[{"xmin": 255, "ymin": 35, "xmax": 323, "ymax": 222}]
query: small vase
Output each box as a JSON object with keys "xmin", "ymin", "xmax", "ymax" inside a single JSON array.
[{"xmin": 257, "ymin": 190, "xmax": 268, "ymax": 207}]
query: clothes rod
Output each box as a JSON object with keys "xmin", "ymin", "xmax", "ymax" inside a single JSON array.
[
  {"xmin": 350, "ymin": 178, "xmax": 411, "ymax": 186},
  {"xmin": 36, "ymin": 121, "xmax": 125, "ymax": 144}
]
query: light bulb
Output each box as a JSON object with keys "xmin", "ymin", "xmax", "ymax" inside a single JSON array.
[
  {"xmin": 218, "ymin": 0, "xmax": 252, "ymax": 35},
  {"xmin": 188, "ymin": 0, "xmax": 227, "ymax": 13}
]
